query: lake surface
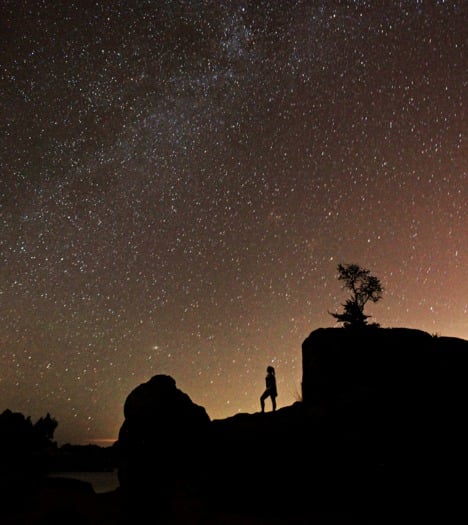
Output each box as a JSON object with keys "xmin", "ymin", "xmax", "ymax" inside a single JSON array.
[{"xmin": 48, "ymin": 470, "xmax": 119, "ymax": 493}]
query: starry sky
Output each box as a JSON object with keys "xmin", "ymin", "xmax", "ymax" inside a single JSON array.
[{"xmin": 1, "ymin": 1, "xmax": 466, "ymax": 446}]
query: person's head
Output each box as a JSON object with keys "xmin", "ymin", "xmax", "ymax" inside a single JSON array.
[{"xmin": 267, "ymin": 366, "xmax": 275, "ymax": 374}]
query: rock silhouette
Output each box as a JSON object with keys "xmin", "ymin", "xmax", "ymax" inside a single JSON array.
[
  {"xmin": 114, "ymin": 328, "xmax": 468, "ymax": 523},
  {"xmin": 2, "ymin": 327, "xmax": 467, "ymax": 524},
  {"xmin": 116, "ymin": 374, "xmax": 211, "ymax": 521},
  {"xmin": 301, "ymin": 327, "xmax": 468, "ymax": 520}
]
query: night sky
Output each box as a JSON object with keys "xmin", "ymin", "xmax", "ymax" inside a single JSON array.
[{"xmin": 1, "ymin": 1, "xmax": 466, "ymax": 446}]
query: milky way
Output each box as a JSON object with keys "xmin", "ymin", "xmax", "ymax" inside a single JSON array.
[{"xmin": 1, "ymin": 1, "xmax": 466, "ymax": 445}]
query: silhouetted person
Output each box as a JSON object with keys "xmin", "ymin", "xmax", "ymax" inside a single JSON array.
[{"xmin": 260, "ymin": 366, "xmax": 277, "ymax": 412}]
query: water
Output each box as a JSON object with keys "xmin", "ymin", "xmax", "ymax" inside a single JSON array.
[{"xmin": 48, "ymin": 470, "xmax": 119, "ymax": 493}]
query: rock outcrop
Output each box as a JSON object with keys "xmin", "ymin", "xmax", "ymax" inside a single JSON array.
[
  {"xmin": 6, "ymin": 328, "xmax": 467, "ymax": 523},
  {"xmin": 302, "ymin": 327, "xmax": 468, "ymax": 430},
  {"xmin": 113, "ymin": 328, "xmax": 468, "ymax": 522},
  {"xmin": 116, "ymin": 374, "xmax": 211, "ymax": 520},
  {"xmin": 301, "ymin": 327, "xmax": 468, "ymax": 518}
]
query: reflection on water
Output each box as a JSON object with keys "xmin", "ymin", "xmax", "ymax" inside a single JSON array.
[{"xmin": 48, "ymin": 470, "xmax": 119, "ymax": 493}]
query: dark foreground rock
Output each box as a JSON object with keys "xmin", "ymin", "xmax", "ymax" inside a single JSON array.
[
  {"xmin": 116, "ymin": 374, "xmax": 211, "ymax": 522},
  {"xmin": 301, "ymin": 326, "xmax": 468, "ymax": 516},
  {"xmin": 2, "ymin": 327, "xmax": 467, "ymax": 524}
]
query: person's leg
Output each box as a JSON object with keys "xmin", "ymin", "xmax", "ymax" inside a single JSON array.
[
  {"xmin": 272, "ymin": 395, "xmax": 276, "ymax": 412},
  {"xmin": 260, "ymin": 391, "xmax": 267, "ymax": 412}
]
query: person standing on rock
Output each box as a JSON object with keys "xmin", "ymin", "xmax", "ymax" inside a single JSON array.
[{"xmin": 260, "ymin": 366, "xmax": 277, "ymax": 412}]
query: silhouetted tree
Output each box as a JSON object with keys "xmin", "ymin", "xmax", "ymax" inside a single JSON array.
[
  {"xmin": 34, "ymin": 413, "xmax": 58, "ymax": 443},
  {"xmin": 330, "ymin": 263, "xmax": 383, "ymax": 328},
  {"xmin": 0, "ymin": 409, "xmax": 58, "ymax": 456},
  {"xmin": 0, "ymin": 409, "xmax": 58, "ymax": 508}
]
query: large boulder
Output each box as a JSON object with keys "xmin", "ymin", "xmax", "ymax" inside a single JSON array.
[
  {"xmin": 301, "ymin": 327, "xmax": 468, "ymax": 421},
  {"xmin": 301, "ymin": 327, "xmax": 468, "ymax": 513},
  {"xmin": 116, "ymin": 374, "xmax": 210, "ymax": 519}
]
